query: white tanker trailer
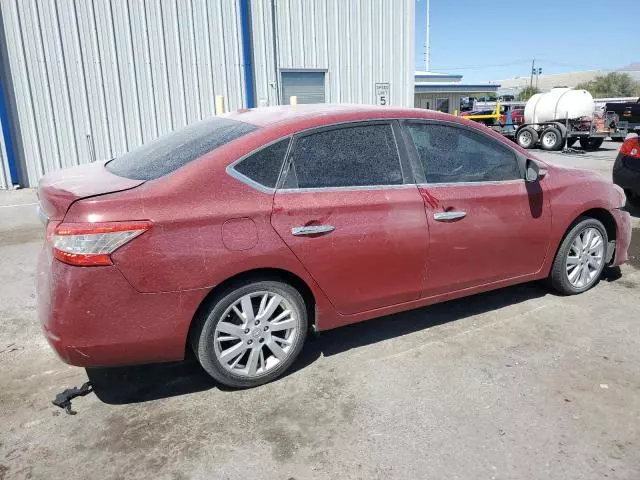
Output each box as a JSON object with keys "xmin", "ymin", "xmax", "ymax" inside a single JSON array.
[{"xmin": 513, "ymin": 87, "xmax": 615, "ymax": 151}]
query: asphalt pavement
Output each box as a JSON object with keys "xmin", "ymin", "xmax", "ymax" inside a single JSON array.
[{"xmin": 0, "ymin": 142, "xmax": 639, "ymax": 480}]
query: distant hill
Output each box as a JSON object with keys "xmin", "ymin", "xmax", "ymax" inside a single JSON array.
[
  {"xmin": 496, "ymin": 64, "xmax": 640, "ymax": 95},
  {"xmin": 620, "ymin": 63, "xmax": 640, "ymax": 71}
]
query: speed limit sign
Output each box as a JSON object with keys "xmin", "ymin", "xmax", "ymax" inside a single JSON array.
[{"xmin": 375, "ymin": 83, "xmax": 390, "ymax": 106}]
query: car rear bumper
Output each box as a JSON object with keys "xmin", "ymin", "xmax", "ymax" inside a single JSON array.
[
  {"xmin": 611, "ymin": 207, "xmax": 632, "ymax": 266},
  {"xmin": 37, "ymin": 247, "xmax": 207, "ymax": 367}
]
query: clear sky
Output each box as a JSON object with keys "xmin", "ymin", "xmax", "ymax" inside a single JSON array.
[{"xmin": 414, "ymin": 0, "xmax": 639, "ymax": 83}]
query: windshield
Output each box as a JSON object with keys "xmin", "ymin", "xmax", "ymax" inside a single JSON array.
[{"xmin": 105, "ymin": 117, "xmax": 258, "ymax": 180}]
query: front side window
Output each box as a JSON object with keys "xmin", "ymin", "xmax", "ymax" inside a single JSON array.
[
  {"xmin": 406, "ymin": 123, "xmax": 521, "ymax": 184},
  {"xmin": 282, "ymin": 124, "xmax": 403, "ymax": 189},
  {"xmin": 233, "ymin": 139, "xmax": 290, "ymax": 189}
]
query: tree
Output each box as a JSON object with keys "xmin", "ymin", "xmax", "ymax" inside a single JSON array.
[
  {"xmin": 518, "ymin": 86, "xmax": 539, "ymax": 101},
  {"xmin": 576, "ymin": 72, "xmax": 640, "ymax": 98}
]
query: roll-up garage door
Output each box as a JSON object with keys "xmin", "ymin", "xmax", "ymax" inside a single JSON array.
[{"xmin": 280, "ymin": 71, "xmax": 326, "ymax": 104}]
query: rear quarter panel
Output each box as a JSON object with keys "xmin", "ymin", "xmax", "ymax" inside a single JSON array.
[{"xmin": 63, "ymin": 127, "xmax": 339, "ymax": 328}]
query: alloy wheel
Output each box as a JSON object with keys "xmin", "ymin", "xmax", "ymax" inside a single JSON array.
[
  {"xmin": 565, "ymin": 227, "xmax": 604, "ymax": 289},
  {"xmin": 213, "ymin": 291, "xmax": 299, "ymax": 377}
]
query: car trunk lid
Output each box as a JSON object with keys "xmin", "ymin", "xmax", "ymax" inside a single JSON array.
[{"xmin": 37, "ymin": 162, "xmax": 145, "ymax": 220}]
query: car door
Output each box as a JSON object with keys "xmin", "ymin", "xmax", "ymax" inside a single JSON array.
[
  {"xmin": 402, "ymin": 120, "xmax": 552, "ymax": 298},
  {"xmin": 270, "ymin": 121, "xmax": 429, "ymax": 315}
]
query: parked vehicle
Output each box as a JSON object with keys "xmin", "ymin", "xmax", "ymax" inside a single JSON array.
[
  {"xmin": 459, "ymin": 109, "xmax": 495, "ymax": 117},
  {"xmin": 606, "ymin": 98, "xmax": 640, "ymax": 140},
  {"xmin": 460, "ymin": 90, "xmax": 615, "ymax": 150},
  {"xmin": 613, "ymin": 135, "xmax": 640, "ymax": 207},
  {"xmin": 37, "ymin": 105, "xmax": 631, "ymax": 388},
  {"xmin": 500, "ymin": 108, "xmax": 525, "ymax": 125},
  {"xmin": 513, "ymin": 87, "xmax": 616, "ymax": 151}
]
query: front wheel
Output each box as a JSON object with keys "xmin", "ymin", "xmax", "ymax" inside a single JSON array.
[
  {"xmin": 191, "ymin": 280, "xmax": 308, "ymax": 388},
  {"xmin": 548, "ymin": 218, "xmax": 608, "ymax": 295}
]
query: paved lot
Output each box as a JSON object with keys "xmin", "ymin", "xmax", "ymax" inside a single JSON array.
[{"xmin": 1, "ymin": 142, "xmax": 639, "ymax": 480}]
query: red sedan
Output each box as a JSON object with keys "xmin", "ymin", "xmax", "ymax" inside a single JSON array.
[{"xmin": 37, "ymin": 105, "xmax": 632, "ymax": 388}]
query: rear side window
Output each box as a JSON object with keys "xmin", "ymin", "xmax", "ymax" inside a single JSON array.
[
  {"xmin": 406, "ymin": 123, "xmax": 521, "ymax": 183},
  {"xmin": 233, "ymin": 139, "xmax": 290, "ymax": 188},
  {"xmin": 106, "ymin": 117, "xmax": 257, "ymax": 180},
  {"xmin": 282, "ymin": 124, "xmax": 402, "ymax": 188}
]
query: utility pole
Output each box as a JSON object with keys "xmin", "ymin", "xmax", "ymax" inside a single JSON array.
[
  {"xmin": 425, "ymin": 0, "xmax": 431, "ymax": 71},
  {"xmin": 530, "ymin": 58, "xmax": 535, "ymax": 88}
]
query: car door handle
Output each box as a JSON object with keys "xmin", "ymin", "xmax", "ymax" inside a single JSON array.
[
  {"xmin": 291, "ymin": 225, "xmax": 336, "ymax": 236},
  {"xmin": 433, "ymin": 211, "xmax": 467, "ymax": 221}
]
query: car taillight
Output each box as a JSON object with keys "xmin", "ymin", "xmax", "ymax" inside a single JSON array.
[
  {"xmin": 620, "ymin": 137, "xmax": 640, "ymax": 158},
  {"xmin": 52, "ymin": 221, "xmax": 151, "ymax": 266}
]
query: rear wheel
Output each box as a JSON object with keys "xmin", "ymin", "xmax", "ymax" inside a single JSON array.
[
  {"xmin": 548, "ymin": 217, "xmax": 607, "ymax": 295},
  {"xmin": 516, "ymin": 126, "xmax": 538, "ymax": 149},
  {"xmin": 540, "ymin": 126, "xmax": 564, "ymax": 151},
  {"xmin": 191, "ymin": 280, "xmax": 308, "ymax": 388},
  {"xmin": 579, "ymin": 137, "xmax": 604, "ymax": 150}
]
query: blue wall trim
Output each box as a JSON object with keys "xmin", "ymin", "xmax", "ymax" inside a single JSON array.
[
  {"xmin": 0, "ymin": 79, "xmax": 18, "ymax": 185},
  {"xmin": 239, "ymin": 0, "xmax": 255, "ymax": 108}
]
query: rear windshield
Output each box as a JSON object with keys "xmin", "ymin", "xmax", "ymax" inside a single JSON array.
[{"xmin": 105, "ymin": 117, "xmax": 258, "ymax": 180}]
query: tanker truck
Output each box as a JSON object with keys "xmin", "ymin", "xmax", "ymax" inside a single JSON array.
[{"xmin": 511, "ymin": 87, "xmax": 616, "ymax": 151}]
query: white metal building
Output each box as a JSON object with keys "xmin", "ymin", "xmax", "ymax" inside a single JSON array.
[
  {"xmin": 414, "ymin": 72, "xmax": 500, "ymax": 114},
  {"xmin": 0, "ymin": 0, "xmax": 415, "ymax": 188}
]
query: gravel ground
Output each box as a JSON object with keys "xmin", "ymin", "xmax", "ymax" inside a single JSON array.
[{"xmin": 0, "ymin": 142, "xmax": 639, "ymax": 480}]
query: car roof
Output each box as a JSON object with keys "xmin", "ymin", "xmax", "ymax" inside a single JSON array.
[
  {"xmin": 219, "ymin": 104, "xmax": 534, "ymax": 160},
  {"xmin": 222, "ymin": 104, "xmax": 454, "ymax": 128}
]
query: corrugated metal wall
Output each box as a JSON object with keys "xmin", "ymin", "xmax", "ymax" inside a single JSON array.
[
  {"xmin": 0, "ymin": 0, "xmax": 415, "ymax": 188},
  {"xmin": 0, "ymin": 0, "xmax": 246, "ymax": 187},
  {"xmin": 415, "ymin": 93, "xmax": 463, "ymax": 114},
  {"xmin": 252, "ymin": 0, "xmax": 415, "ymax": 109}
]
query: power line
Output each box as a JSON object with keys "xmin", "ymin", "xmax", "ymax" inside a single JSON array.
[{"xmin": 424, "ymin": 59, "xmax": 619, "ymax": 72}]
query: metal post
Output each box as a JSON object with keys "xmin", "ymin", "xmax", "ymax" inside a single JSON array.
[
  {"xmin": 563, "ymin": 110, "xmax": 570, "ymax": 152},
  {"xmin": 425, "ymin": 0, "xmax": 431, "ymax": 71},
  {"xmin": 270, "ymin": 0, "xmax": 281, "ymax": 105},
  {"xmin": 530, "ymin": 59, "xmax": 535, "ymax": 88},
  {"xmin": 215, "ymin": 96, "xmax": 226, "ymax": 115}
]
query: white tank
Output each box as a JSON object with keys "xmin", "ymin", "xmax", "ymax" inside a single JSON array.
[{"xmin": 524, "ymin": 87, "xmax": 594, "ymax": 124}]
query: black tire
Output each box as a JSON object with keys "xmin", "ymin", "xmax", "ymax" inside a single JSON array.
[
  {"xmin": 579, "ymin": 137, "xmax": 604, "ymax": 150},
  {"xmin": 540, "ymin": 126, "xmax": 564, "ymax": 151},
  {"xmin": 625, "ymin": 190, "xmax": 640, "ymax": 208},
  {"xmin": 516, "ymin": 126, "xmax": 539, "ymax": 149},
  {"xmin": 552, "ymin": 122, "xmax": 568, "ymax": 139},
  {"xmin": 566, "ymin": 137, "xmax": 577, "ymax": 148},
  {"xmin": 548, "ymin": 217, "xmax": 608, "ymax": 295},
  {"xmin": 190, "ymin": 280, "xmax": 308, "ymax": 388}
]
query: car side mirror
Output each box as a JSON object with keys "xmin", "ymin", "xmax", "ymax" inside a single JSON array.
[{"xmin": 525, "ymin": 159, "xmax": 546, "ymax": 182}]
